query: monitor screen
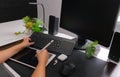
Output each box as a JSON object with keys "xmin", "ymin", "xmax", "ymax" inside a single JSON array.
[{"xmin": 60, "ymin": 0, "xmax": 120, "ymax": 47}]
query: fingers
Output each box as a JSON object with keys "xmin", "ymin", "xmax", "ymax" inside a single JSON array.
[
  {"xmin": 23, "ymin": 36, "xmax": 29, "ymax": 40},
  {"xmin": 30, "ymin": 42, "xmax": 35, "ymax": 45},
  {"xmin": 28, "ymin": 37, "xmax": 32, "ymax": 41},
  {"xmin": 23, "ymin": 37, "xmax": 30, "ymax": 41},
  {"xmin": 36, "ymin": 50, "xmax": 41, "ymax": 55},
  {"xmin": 21, "ymin": 37, "xmax": 34, "ymax": 47},
  {"xmin": 36, "ymin": 49, "xmax": 49, "ymax": 61},
  {"xmin": 27, "ymin": 37, "xmax": 35, "ymax": 45},
  {"xmin": 36, "ymin": 49, "xmax": 48, "ymax": 55}
]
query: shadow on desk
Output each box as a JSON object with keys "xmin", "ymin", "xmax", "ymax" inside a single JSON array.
[{"xmin": 6, "ymin": 50, "xmax": 116, "ymax": 77}]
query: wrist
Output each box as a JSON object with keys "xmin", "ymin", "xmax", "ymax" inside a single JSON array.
[
  {"xmin": 19, "ymin": 43, "xmax": 26, "ymax": 48},
  {"xmin": 37, "ymin": 62, "xmax": 46, "ymax": 67}
]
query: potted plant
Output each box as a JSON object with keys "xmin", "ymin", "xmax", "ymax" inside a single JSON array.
[
  {"xmin": 83, "ymin": 40, "xmax": 98, "ymax": 58},
  {"xmin": 15, "ymin": 16, "xmax": 44, "ymax": 35}
]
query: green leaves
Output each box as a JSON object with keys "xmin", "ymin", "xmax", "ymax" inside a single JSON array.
[
  {"xmin": 31, "ymin": 24, "xmax": 43, "ymax": 32},
  {"xmin": 15, "ymin": 31, "xmax": 22, "ymax": 35},
  {"xmin": 15, "ymin": 16, "xmax": 44, "ymax": 35},
  {"xmin": 36, "ymin": 18, "xmax": 43, "ymax": 26},
  {"xmin": 90, "ymin": 40, "xmax": 98, "ymax": 47},
  {"xmin": 23, "ymin": 16, "xmax": 43, "ymax": 32},
  {"xmin": 85, "ymin": 46, "xmax": 95, "ymax": 58},
  {"xmin": 23, "ymin": 16, "xmax": 30, "ymax": 24},
  {"xmin": 14, "ymin": 31, "xmax": 25, "ymax": 35},
  {"xmin": 85, "ymin": 40, "xmax": 98, "ymax": 58}
]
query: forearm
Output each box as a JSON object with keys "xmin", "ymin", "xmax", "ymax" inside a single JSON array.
[
  {"xmin": 31, "ymin": 63, "xmax": 46, "ymax": 77},
  {"xmin": 0, "ymin": 43, "xmax": 25, "ymax": 63}
]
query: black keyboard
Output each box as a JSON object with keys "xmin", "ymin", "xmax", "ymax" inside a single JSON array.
[{"xmin": 30, "ymin": 32, "xmax": 76, "ymax": 55}]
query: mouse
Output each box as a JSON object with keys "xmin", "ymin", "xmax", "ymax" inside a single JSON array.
[{"xmin": 60, "ymin": 63, "xmax": 76, "ymax": 76}]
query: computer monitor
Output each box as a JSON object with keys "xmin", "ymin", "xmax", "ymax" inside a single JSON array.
[{"xmin": 60, "ymin": 0, "xmax": 120, "ymax": 47}]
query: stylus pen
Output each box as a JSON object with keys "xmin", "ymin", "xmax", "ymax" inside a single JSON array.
[
  {"xmin": 41, "ymin": 40, "xmax": 54, "ymax": 51},
  {"xmin": 28, "ymin": 40, "xmax": 54, "ymax": 51}
]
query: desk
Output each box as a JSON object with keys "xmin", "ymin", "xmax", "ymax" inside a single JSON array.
[
  {"xmin": 5, "ymin": 49, "xmax": 116, "ymax": 77},
  {"xmin": 0, "ymin": 29, "xmax": 117, "ymax": 77}
]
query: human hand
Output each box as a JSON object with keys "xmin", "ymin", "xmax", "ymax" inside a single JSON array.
[
  {"xmin": 36, "ymin": 49, "xmax": 49, "ymax": 66},
  {"xmin": 20, "ymin": 37, "xmax": 34, "ymax": 47}
]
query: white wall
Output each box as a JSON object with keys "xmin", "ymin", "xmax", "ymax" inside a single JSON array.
[{"xmin": 37, "ymin": 0, "xmax": 62, "ymax": 29}]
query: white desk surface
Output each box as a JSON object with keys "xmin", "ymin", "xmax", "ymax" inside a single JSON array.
[{"xmin": 0, "ymin": 20, "xmax": 29, "ymax": 47}]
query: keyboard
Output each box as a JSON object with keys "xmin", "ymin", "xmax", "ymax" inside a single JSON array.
[{"xmin": 30, "ymin": 32, "xmax": 76, "ymax": 55}]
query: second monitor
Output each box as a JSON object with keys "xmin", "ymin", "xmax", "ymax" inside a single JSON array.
[{"xmin": 60, "ymin": 0, "xmax": 120, "ymax": 47}]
